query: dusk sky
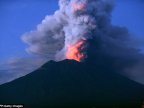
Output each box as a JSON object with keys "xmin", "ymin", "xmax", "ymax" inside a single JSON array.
[{"xmin": 0, "ymin": 0, "xmax": 144, "ymax": 84}]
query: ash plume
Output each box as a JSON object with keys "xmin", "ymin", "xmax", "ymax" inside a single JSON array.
[
  {"xmin": 22, "ymin": 0, "xmax": 115, "ymax": 61},
  {"xmin": 22, "ymin": 0, "xmax": 144, "ymax": 83}
]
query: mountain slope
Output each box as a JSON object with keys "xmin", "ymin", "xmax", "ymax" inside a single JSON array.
[{"xmin": 0, "ymin": 60, "xmax": 144, "ymax": 108}]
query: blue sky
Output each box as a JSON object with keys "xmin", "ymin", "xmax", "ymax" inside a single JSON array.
[
  {"xmin": 0, "ymin": 0, "xmax": 144, "ymax": 62},
  {"xmin": 113, "ymin": 0, "xmax": 144, "ymax": 37},
  {"xmin": 0, "ymin": 0, "xmax": 58, "ymax": 62}
]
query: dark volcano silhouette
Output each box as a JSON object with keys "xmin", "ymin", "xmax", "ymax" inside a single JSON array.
[{"xmin": 0, "ymin": 59, "xmax": 144, "ymax": 108}]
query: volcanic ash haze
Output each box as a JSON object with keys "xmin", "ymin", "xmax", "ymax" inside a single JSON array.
[{"xmin": 22, "ymin": 0, "xmax": 141, "ymax": 66}]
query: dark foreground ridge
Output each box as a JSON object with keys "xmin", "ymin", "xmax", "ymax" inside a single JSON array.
[{"xmin": 0, "ymin": 60, "xmax": 144, "ymax": 108}]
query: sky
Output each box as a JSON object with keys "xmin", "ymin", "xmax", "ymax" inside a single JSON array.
[
  {"xmin": 0, "ymin": 0, "xmax": 144, "ymax": 62},
  {"xmin": 0, "ymin": 0, "xmax": 58, "ymax": 62},
  {"xmin": 112, "ymin": 0, "xmax": 144, "ymax": 52},
  {"xmin": 113, "ymin": 0, "xmax": 144, "ymax": 37},
  {"xmin": 0, "ymin": 0, "xmax": 144, "ymax": 84}
]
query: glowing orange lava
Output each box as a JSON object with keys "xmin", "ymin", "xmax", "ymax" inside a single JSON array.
[
  {"xmin": 66, "ymin": 41, "xmax": 85, "ymax": 62},
  {"xmin": 72, "ymin": 2, "xmax": 86, "ymax": 12}
]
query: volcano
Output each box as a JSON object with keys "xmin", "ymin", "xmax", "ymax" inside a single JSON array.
[{"xmin": 0, "ymin": 59, "xmax": 144, "ymax": 108}]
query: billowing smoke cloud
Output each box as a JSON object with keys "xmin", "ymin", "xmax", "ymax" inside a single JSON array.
[
  {"xmin": 22, "ymin": 0, "xmax": 114, "ymax": 61},
  {"xmin": 20, "ymin": 0, "xmax": 143, "ymax": 84},
  {"xmin": 22, "ymin": 0, "xmax": 140, "ymax": 60}
]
